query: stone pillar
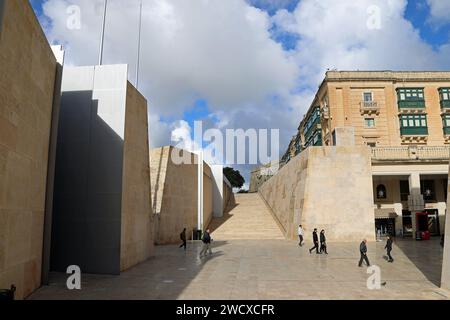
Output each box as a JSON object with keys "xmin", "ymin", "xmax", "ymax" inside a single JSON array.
[
  {"xmin": 441, "ymin": 171, "xmax": 450, "ymax": 290},
  {"xmin": 333, "ymin": 127, "xmax": 355, "ymax": 146},
  {"xmin": 408, "ymin": 172, "xmax": 423, "ymax": 240}
]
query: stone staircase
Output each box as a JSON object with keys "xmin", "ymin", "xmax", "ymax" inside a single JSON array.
[{"xmin": 209, "ymin": 193, "xmax": 285, "ymax": 240}]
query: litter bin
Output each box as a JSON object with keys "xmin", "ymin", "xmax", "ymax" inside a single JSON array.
[
  {"xmin": 0, "ymin": 285, "xmax": 16, "ymax": 301},
  {"xmin": 197, "ymin": 230, "xmax": 203, "ymax": 241}
]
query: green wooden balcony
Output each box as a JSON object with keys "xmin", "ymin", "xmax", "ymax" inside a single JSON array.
[
  {"xmin": 444, "ymin": 127, "xmax": 450, "ymax": 135},
  {"xmin": 398, "ymin": 100, "xmax": 426, "ymax": 109},
  {"xmin": 441, "ymin": 100, "xmax": 450, "ymax": 109},
  {"xmin": 400, "ymin": 127, "xmax": 428, "ymax": 136}
]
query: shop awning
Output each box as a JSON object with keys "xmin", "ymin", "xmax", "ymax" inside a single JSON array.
[{"xmin": 375, "ymin": 209, "xmax": 398, "ymax": 219}]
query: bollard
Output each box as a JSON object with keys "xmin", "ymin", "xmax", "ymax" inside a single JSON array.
[{"xmin": 0, "ymin": 285, "xmax": 16, "ymax": 301}]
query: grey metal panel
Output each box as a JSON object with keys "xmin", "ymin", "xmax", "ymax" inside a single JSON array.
[
  {"xmin": 51, "ymin": 93, "xmax": 124, "ymax": 275},
  {"xmin": 50, "ymin": 65, "xmax": 128, "ymax": 275},
  {"xmin": 0, "ymin": 0, "xmax": 5, "ymax": 40}
]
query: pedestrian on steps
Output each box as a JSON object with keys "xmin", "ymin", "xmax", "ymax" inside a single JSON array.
[{"xmin": 199, "ymin": 229, "xmax": 213, "ymax": 258}]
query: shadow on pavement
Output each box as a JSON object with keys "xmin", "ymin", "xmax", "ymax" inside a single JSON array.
[{"xmin": 395, "ymin": 238, "xmax": 443, "ymax": 287}]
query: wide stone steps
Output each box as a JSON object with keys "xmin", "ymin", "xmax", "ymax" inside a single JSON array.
[{"xmin": 209, "ymin": 193, "xmax": 285, "ymax": 240}]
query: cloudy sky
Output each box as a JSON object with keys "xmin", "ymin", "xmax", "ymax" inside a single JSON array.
[{"xmin": 31, "ymin": 0, "xmax": 450, "ymax": 187}]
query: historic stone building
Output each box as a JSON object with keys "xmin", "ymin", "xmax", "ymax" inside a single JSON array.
[{"xmin": 274, "ymin": 71, "xmax": 450, "ymax": 240}]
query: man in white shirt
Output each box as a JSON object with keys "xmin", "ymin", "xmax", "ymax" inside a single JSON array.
[{"xmin": 298, "ymin": 225, "xmax": 304, "ymax": 247}]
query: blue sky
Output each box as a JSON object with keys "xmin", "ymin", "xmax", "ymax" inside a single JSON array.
[{"xmin": 405, "ymin": 0, "xmax": 450, "ymax": 48}]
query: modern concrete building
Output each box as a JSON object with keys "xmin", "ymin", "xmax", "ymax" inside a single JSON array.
[
  {"xmin": 50, "ymin": 65, "xmax": 154, "ymax": 275},
  {"xmin": 0, "ymin": 0, "xmax": 62, "ymax": 299},
  {"xmin": 261, "ymin": 71, "xmax": 450, "ymax": 241}
]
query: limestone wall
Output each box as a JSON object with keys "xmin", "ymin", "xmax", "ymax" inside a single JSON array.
[
  {"xmin": 203, "ymin": 165, "xmax": 213, "ymax": 230},
  {"xmin": 259, "ymin": 146, "xmax": 376, "ymax": 242},
  {"xmin": 151, "ymin": 147, "xmax": 198, "ymax": 244},
  {"xmin": 223, "ymin": 179, "xmax": 235, "ymax": 212},
  {"xmin": 150, "ymin": 146, "xmax": 214, "ymax": 244},
  {"xmin": 0, "ymin": 0, "xmax": 58, "ymax": 299},
  {"xmin": 120, "ymin": 83, "xmax": 153, "ymax": 271}
]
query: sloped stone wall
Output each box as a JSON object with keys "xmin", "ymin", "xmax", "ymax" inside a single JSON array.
[{"xmin": 259, "ymin": 146, "xmax": 376, "ymax": 242}]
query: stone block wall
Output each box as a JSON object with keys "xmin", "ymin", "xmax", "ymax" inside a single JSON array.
[
  {"xmin": 0, "ymin": 0, "xmax": 58, "ymax": 299},
  {"xmin": 150, "ymin": 146, "xmax": 214, "ymax": 244},
  {"xmin": 203, "ymin": 165, "xmax": 213, "ymax": 230},
  {"xmin": 259, "ymin": 146, "xmax": 376, "ymax": 242},
  {"xmin": 223, "ymin": 179, "xmax": 235, "ymax": 212},
  {"xmin": 120, "ymin": 82, "xmax": 153, "ymax": 271}
]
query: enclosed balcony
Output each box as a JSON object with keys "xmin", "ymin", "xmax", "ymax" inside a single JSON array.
[{"xmin": 397, "ymin": 88, "xmax": 426, "ymax": 109}]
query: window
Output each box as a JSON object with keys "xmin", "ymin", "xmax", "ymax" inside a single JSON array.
[
  {"xmin": 399, "ymin": 114, "xmax": 428, "ymax": 135},
  {"xmin": 363, "ymin": 92, "xmax": 373, "ymax": 102},
  {"xmin": 400, "ymin": 180, "xmax": 410, "ymax": 202},
  {"xmin": 365, "ymin": 118, "xmax": 375, "ymax": 128},
  {"xmin": 302, "ymin": 107, "xmax": 321, "ymax": 137},
  {"xmin": 366, "ymin": 142, "xmax": 377, "ymax": 148},
  {"xmin": 421, "ymin": 180, "xmax": 436, "ymax": 202},
  {"xmin": 439, "ymin": 88, "xmax": 450, "ymax": 108},
  {"xmin": 442, "ymin": 114, "xmax": 450, "ymax": 135},
  {"xmin": 397, "ymin": 88, "xmax": 425, "ymax": 108},
  {"xmin": 305, "ymin": 130, "xmax": 322, "ymax": 148},
  {"xmin": 376, "ymin": 184, "xmax": 387, "ymax": 199},
  {"xmin": 294, "ymin": 136, "xmax": 302, "ymax": 155}
]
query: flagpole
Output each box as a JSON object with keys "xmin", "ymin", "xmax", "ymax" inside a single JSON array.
[
  {"xmin": 136, "ymin": 0, "xmax": 143, "ymax": 88},
  {"xmin": 98, "ymin": 0, "xmax": 108, "ymax": 65}
]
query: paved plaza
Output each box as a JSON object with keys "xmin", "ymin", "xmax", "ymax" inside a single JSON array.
[{"xmin": 29, "ymin": 238, "xmax": 449, "ymax": 300}]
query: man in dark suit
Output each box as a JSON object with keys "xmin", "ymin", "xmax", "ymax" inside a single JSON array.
[
  {"xmin": 385, "ymin": 236, "xmax": 394, "ymax": 263},
  {"xmin": 320, "ymin": 230, "xmax": 328, "ymax": 254},
  {"xmin": 358, "ymin": 239, "xmax": 370, "ymax": 267},
  {"xmin": 309, "ymin": 229, "xmax": 320, "ymax": 254},
  {"xmin": 179, "ymin": 228, "xmax": 187, "ymax": 251}
]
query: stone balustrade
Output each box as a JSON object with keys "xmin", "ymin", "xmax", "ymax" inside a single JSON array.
[
  {"xmin": 360, "ymin": 101, "xmax": 379, "ymax": 114},
  {"xmin": 371, "ymin": 146, "xmax": 450, "ymax": 161}
]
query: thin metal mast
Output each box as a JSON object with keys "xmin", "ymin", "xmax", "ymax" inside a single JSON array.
[
  {"xmin": 136, "ymin": 0, "xmax": 143, "ymax": 88},
  {"xmin": 98, "ymin": 0, "xmax": 108, "ymax": 65}
]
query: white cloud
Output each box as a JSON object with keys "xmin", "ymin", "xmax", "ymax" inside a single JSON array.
[
  {"xmin": 37, "ymin": 0, "xmax": 450, "ymax": 183},
  {"xmin": 426, "ymin": 0, "xmax": 450, "ymax": 26},
  {"xmin": 41, "ymin": 0, "xmax": 298, "ymax": 115},
  {"xmin": 273, "ymin": 0, "xmax": 444, "ymax": 88}
]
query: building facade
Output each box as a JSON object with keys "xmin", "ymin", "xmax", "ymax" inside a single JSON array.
[{"xmin": 282, "ymin": 71, "xmax": 450, "ymax": 239}]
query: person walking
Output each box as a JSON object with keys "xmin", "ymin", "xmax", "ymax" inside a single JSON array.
[
  {"xmin": 309, "ymin": 229, "xmax": 320, "ymax": 254},
  {"xmin": 320, "ymin": 230, "xmax": 328, "ymax": 254},
  {"xmin": 298, "ymin": 225, "xmax": 305, "ymax": 247},
  {"xmin": 179, "ymin": 228, "xmax": 187, "ymax": 251},
  {"xmin": 358, "ymin": 239, "xmax": 370, "ymax": 267},
  {"xmin": 199, "ymin": 229, "xmax": 213, "ymax": 258},
  {"xmin": 385, "ymin": 236, "xmax": 394, "ymax": 263}
]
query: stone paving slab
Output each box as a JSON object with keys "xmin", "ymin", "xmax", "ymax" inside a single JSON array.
[{"xmin": 29, "ymin": 239, "xmax": 449, "ymax": 300}]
